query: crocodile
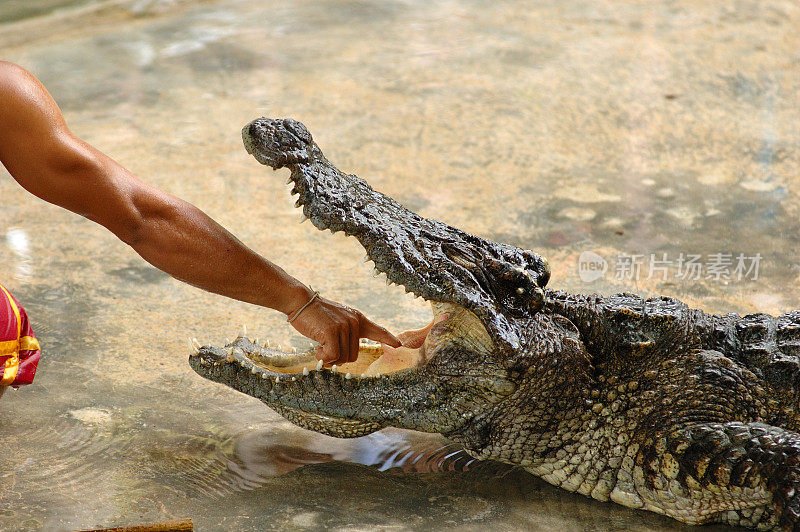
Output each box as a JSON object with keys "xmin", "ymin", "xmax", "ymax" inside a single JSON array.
[{"xmin": 189, "ymin": 117, "xmax": 800, "ymax": 530}]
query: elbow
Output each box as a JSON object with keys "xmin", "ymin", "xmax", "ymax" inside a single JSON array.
[
  {"xmin": 114, "ymin": 214, "xmax": 148, "ymax": 248},
  {"xmin": 119, "ymin": 199, "xmax": 180, "ymax": 249},
  {"xmin": 82, "ymin": 200, "xmax": 147, "ymax": 247},
  {"xmin": 98, "ymin": 190, "xmax": 183, "ymax": 250}
]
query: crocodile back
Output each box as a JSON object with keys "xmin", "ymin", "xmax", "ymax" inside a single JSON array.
[
  {"xmin": 712, "ymin": 311, "xmax": 800, "ymax": 398},
  {"xmin": 547, "ymin": 290, "xmax": 800, "ymax": 402}
]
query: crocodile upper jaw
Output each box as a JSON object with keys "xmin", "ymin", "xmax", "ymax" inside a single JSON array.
[{"xmin": 239, "ymin": 117, "xmax": 550, "ymax": 355}]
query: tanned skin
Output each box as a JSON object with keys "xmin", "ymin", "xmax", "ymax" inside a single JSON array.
[{"xmin": 0, "ymin": 61, "xmax": 400, "ymax": 388}]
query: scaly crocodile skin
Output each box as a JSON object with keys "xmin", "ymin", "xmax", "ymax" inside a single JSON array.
[{"xmin": 190, "ymin": 118, "xmax": 800, "ymax": 530}]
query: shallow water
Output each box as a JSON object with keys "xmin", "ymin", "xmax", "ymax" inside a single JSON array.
[{"xmin": 1, "ymin": 0, "xmax": 799, "ymax": 530}]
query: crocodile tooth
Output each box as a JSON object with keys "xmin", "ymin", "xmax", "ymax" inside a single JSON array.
[
  {"xmin": 345, "ymin": 373, "xmax": 352, "ymax": 379},
  {"xmin": 332, "ymin": 364, "xmax": 338, "ymax": 373},
  {"xmin": 275, "ymin": 375, "xmax": 281, "ymax": 383},
  {"xmin": 251, "ymin": 367, "xmax": 257, "ymax": 374},
  {"xmin": 385, "ymin": 277, "xmax": 392, "ymax": 286},
  {"xmin": 516, "ymin": 287, "xmax": 525, "ymax": 295},
  {"xmin": 239, "ymin": 324, "xmax": 247, "ymax": 338},
  {"xmin": 188, "ymin": 339, "xmax": 199, "ymax": 356},
  {"xmin": 261, "ymin": 373, "xmax": 268, "ymax": 379},
  {"xmin": 226, "ymin": 347, "xmax": 235, "ymax": 363},
  {"xmin": 290, "ymin": 347, "xmax": 297, "ymax": 354},
  {"xmin": 360, "ymin": 373, "xmax": 365, "ymax": 378},
  {"xmin": 240, "ymin": 360, "xmax": 247, "ymax": 368},
  {"xmin": 316, "ymin": 359, "xmax": 323, "ymax": 370},
  {"xmin": 200, "ymin": 359, "xmax": 209, "ymax": 366},
  {"xmin": 253, "ymin": 337, "xmax": 258, "ymax": 346},
  {"xmin": 299, "ymin": 214, "xmax": 308, "ymax": 223},
  {"xmin": 376, "ymin": 373, "xmax": 381, "ymax": 378},
  {"xmin": 191, "ymin": 337, "xmax": 201, "ymax": 350},
  {"xmin": 372, "ymin": 268, "xmax": 381, "ymax": 277},
  {"xmin": 264, "ymin": 340, "xmax": 271, "ymax": 348},
  {"xmin": 291, "ymin": 376, "xmax": 297, "ymax": 382},
  {"xmin": 225, "ymin": 337, "xmax": 231, "ymax": 344},
  {"xmin": 302, "ymin": 367, "xmax": 309, "ymax": 376},
  {"xmin": 276, "ymin": 344, "xmax": 283, "ymax": 351}
]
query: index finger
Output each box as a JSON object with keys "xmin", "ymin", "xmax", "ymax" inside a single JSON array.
[{"xmin": 358, "ymin": 315, "xmax": 401, "ymax": 347}]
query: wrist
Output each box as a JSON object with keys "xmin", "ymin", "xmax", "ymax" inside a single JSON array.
[
  {"xmin": 287, "ymin": 289, "xmax": 320, "ymax": 323},
  {"xmin": 276, "ymin": 281, "xmax": 316, "ymax": 317}
]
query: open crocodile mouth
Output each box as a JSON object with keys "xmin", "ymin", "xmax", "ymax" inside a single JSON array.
[
  {"xmin": 189, "ymin": 117, "xmax": 543, "ymax": 437},
  {"xmin": 191, "ymin": 299, "xmax": 491, "ymax": 383},
  {"xmin": 188, "ymin": 292, "xmax": 500, "ymax": 439}
]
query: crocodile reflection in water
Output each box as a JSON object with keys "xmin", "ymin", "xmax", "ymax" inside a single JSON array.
[{"xmin": 190, "ymin": 118, "xmax": 800, "ymax": 530}]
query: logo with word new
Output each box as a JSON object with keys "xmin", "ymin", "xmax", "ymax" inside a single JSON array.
[{"xmin": 578, "ymin": 251, "xmax": 608, "ymax": 282}]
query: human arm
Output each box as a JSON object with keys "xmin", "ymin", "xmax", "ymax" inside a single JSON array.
[{"xmin": 0, "ymin": 61, "xmax": 399, "ymax": 363}]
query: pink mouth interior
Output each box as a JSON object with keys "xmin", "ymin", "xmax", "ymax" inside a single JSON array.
[
  {"xmin": 248, "ymin": 313, "xmax": 451, "ymax": 378},
  {"xmin": 365, "ymin": 313, "xmax": 449, "ymax": 376}
]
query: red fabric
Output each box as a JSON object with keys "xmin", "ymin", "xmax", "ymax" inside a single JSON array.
[
  {"xmin": 0, "ymin": 284, "xmax": 40, "ymax": 387},
  {"xmin": 0, "ymin": 288, "xmax": 18, "ymax": 340}
]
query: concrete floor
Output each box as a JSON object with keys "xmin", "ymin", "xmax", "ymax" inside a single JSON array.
[{"xmin": 1, "ymin": 0, "xmax": 799, "ymax": 530}]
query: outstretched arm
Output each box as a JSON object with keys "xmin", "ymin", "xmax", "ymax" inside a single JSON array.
[{"xmin": 0, "ymin": 61, "xmax": 399, "ymax": 363}]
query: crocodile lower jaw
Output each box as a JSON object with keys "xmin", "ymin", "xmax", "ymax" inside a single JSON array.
[{"xmin": 190, "ymin": 300, "xmax": 491, "ymax": 381}]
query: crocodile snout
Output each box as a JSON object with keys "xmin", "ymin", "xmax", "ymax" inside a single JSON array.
[{"xmin": 242, "ymin": 117, "xmax": 314, "ymax": 169}]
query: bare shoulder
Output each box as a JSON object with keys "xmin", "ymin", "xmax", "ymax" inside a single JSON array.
[
  {"xmin": 0, "ymin": 60, "xmax": 25, "ymax": 76},
  {"xmin": 0, "ymin": 61, "xmax": 60, "ymax": 109},
  {"xmin": 0, "ymin": 61, "xmax": 67, "ymax": 135},
  {"xmin": 0, "ymin": 61, "xmax": 37, "ymax": 92},
  {"xmin": 0, "ymin": 61, "xmax": 73, "ymax": 181},
  {"xmin": 0, "ymin": 62, "xmax": 42, "ymax": 117}
]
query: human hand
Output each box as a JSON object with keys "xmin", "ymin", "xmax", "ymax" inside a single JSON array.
[{"xmin": 288, "ymin": 295, "xmax": 401, "ymax": 364}]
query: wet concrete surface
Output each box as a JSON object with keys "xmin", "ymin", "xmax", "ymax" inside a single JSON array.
[{"xmin": 1, "ymin": 0, "xmax": 799, "ymax": 530}]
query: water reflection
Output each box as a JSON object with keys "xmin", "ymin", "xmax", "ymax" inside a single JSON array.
[
  {"xmin": 4, "ymin": 408, "xmax": 503, "ymax": 501},
  {"xmin": 10, "ymin": 409, "xmax": 683, "ymax": 530},
  {"xmin": 29, "ymin": 418, "xmax": 508, "ymax": 500},
  {"xmin": 4, "ymin": 228, "xmax": 33, "ymax": 282},
  {"xmin": 224, "ymin": 427, "xmax": 497, "ymax": 483}
]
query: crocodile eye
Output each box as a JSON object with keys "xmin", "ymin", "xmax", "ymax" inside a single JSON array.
[
  {"xmin": 479, "ymin": 256, "xmax": 546, "ymax": 315},
  {"xmin": 503, "ymin": 267, "xmax": 544, "ymax": 315}
]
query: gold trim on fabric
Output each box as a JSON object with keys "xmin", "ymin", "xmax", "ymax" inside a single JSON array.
[
  {"xmin": 19, "ymin": 335, "xmax": 40, "ymax": 352},
  {"xmin": 1, "ymin": 354, "xmax": 19, "ymax": 385}
]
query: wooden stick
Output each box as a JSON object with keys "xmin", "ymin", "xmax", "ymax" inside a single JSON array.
[{"xmin": 77, "ymin": 518, "xmax": 193, "ymax": 532}]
